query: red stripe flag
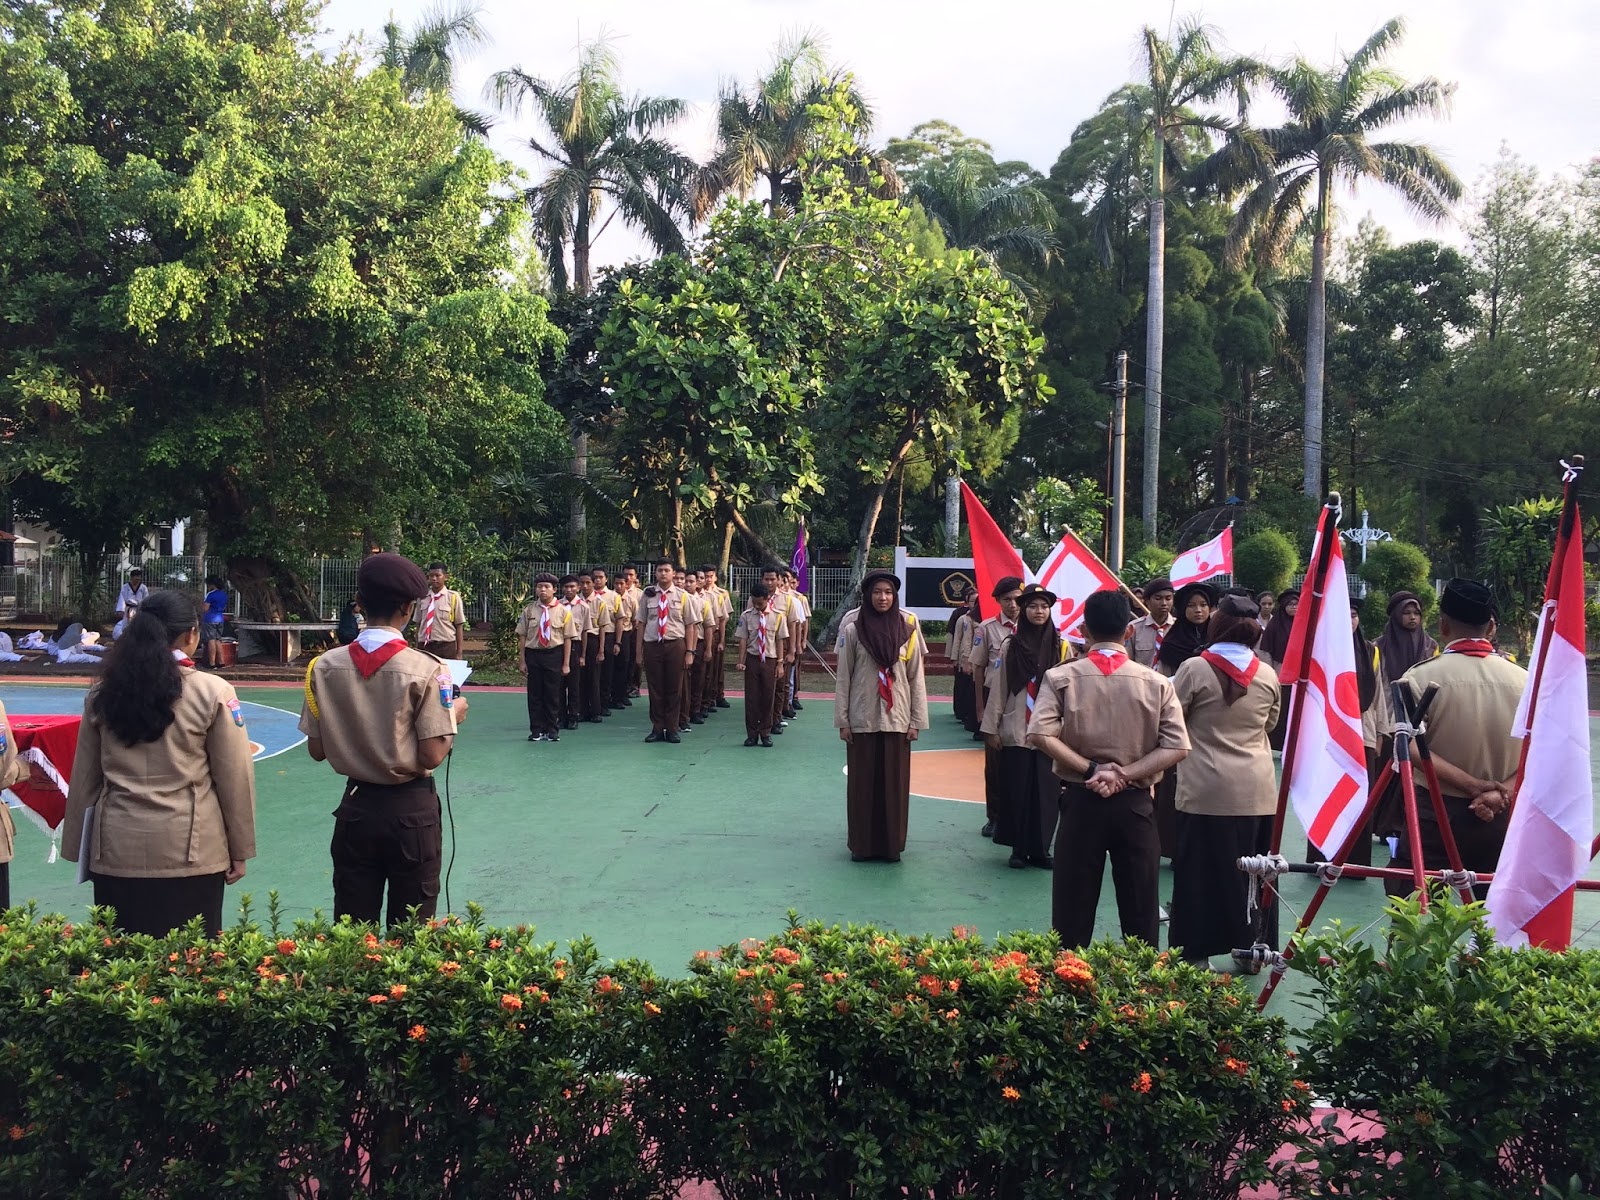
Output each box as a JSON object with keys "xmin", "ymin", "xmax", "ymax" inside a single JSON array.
[
  {"xmin": 960, "ymin": 482, "xmax": 1027, "ymax": 622},
  {"xmin": 1488, "ymin": 462, "xmax": 1592, "ymax": 949},
  {"xmin": 1280, "ymin": 507, "xmax": 1368, "ymax": 856},
  {"xmin": 1033, "ymin": 528, "xmax": 1121, "ymax": 639},
  {"xmin": 1168, "ymin": 526, "xmax": 1233, "ymax": 589}
]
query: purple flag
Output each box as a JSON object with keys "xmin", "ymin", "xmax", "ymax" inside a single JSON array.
[{"xmin": 791, "ymin": 518, "xmax": 809, "ymax": 593}]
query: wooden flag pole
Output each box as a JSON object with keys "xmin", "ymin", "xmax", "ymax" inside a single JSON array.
[{"xmin": 1055, "ymin": 524, "xmax": 1150, "ymax": 617}]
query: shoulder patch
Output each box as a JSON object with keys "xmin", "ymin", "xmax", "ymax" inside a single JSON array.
[
  {"xmin": 437, "ymin": 671, "xmax": 455, "ymax": 709},
  {"xmin": 0, "ymin": 729, "xmax": 7, "ymax": 756},
  {"xmin": 973, "ymin": 633, "xmax": 983, "ymax": 645},
  {"xmin": 225, "ymin": 697, "xmax": 246, "ymax": 729}
]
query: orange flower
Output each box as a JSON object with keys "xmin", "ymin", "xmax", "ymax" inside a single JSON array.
[
  {"xmin": 786, "ymin": 982, "xmax": 804, "ymax": 993},
  {"xmin": 277, "ymin": 939, "xmax": 297, "ymax": 955},
  {"xmin": 103, "ymin": 937, "xmax": 114, "ymax": 947},
  {"xmin": 438, "ymin": 961, "xmax": 460, "ymax": 975},
  {"xmin": 595, "ymin": 975, "xmax": 620, "ymax": 995},
  {"xmin": 500, "ymin": 993, "xmax": 523, "ymax": 1012},
  {"xmin": 8, "ymin": 1125, "xmax": 24, "ymax": 1141},
  {"xmin": 408, "ymin": 1025, "xmax": 427, "ymax": 1041},
  {"xmin": 1001, "ymin": 1086, "xmax": 1021, "ymax": 1102},
  {"xmin": 368, "ymin": 994, "xmax": 388, "ymax": 1004},
  {"xmin": 488, "ymin": 938, "xmax": 502, "ymax": 949},
  {"xmin": 643, "ymin": 1000, "xmax": 662, "ymax": 1016},
  {"xmin": 1281, "ymin": 1099, "xmax": 1295, "ymax": 1112},
  {"xmin": 1133, "ymin": 1072, "xmax": 1153, "ymax": 1094},
  {"xmin": 1292, "ymin": 1079, "xmax": 1311, "ymax": 1092},
  {"xmin": 771, "ymin": 946, "xmax": 801, "ymax": 965},
  {"xmin": 149, "ymin": 997, "xmax": 163, "ymax": 1006},
  {"xmin": 944, "ymin": 1009, "xmax": 960, "ymax": 1021},
  {"xmin": 952, "ymin": 924, "xmax": 975, "ymax": 940},
  {"xmin": 917, "ymin": 974, "xmax": 945, "ymax": 997},
  {"xmin": 216, "ymin": 991, "xmax": 229, "ymax": 1003},
  {"xmin": 835, "ymin": 1000, "xmax": 850, "ymax": 1014},
  {"xmin": 364, "ymin": 933, "xmax": 380, "ymax": 948},
  {"xmin": 1223, "ymin": 1057, "xmax": 1249, "ymax": 1076},
  {"xmin": 387, "ymin": 983, "xmax": 408, "ymax": 999}
]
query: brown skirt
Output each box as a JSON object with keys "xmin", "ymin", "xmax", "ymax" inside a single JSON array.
[{"xmin": 847, "ymin": 731, "xmax": 911, "ymax": 861}]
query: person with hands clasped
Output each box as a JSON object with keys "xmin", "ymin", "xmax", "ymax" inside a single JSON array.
[
  {"xmin": 516, "ymin": 572, "xmax": 573, "ymax": 743},
  {"xmin": 1028, "ymin": 589, "xmax": 1190, "ymax": 950},
  {"xmin": 735, "ymin": 583, "xmax": 788, "ymax": 747},
  {"xmin": 834, "ymin": 570, "xmax": 929, "ymax": 863}
]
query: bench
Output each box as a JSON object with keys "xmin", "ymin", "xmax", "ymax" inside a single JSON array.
[{"xmin": 232, "ymin": 622, "xmax": 338, "ymax": 665}]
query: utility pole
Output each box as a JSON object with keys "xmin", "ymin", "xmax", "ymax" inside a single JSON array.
[{"xmin": 1110, "ymin": 350, "xmax": 1128, "ymax": 572}]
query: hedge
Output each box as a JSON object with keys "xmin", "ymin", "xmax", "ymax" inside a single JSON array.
[{"xmin": 0, "ymin": 905, "xmax": 1304, "ymax": 1199}]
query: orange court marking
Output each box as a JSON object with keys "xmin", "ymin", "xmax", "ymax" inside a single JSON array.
[{"xmin": 909, "ymin": 747, "xmax": 987, "ymax": 805}]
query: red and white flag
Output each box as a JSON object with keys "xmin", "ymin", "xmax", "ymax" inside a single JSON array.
[
  {"xmin": 1169, "ymin": 526, "xmax": 1233, "ymax": 589},
  {"xmin": 1033, "ymin": 529, "xmax": 1121, "ymax": 639},
  {"xmin": 1280, "ymin": 509, "xmax": 1368, "ymax": 857},
  {"xmin": 960, "ymin": 482, "xmax": 1027, "ymax": 622},
  {"xmin": 1487, "ymin": 477, "xmax": 1592, "ymax": 949}
]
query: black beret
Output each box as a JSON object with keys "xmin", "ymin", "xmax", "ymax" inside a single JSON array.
[
  {"xmin": 1439, "ymin": 578, "xmax": 1494, "ymax": 626},
  {"xmin": 991, "ymin": 575, "xmax": 1024, "ymax": 598},
  {"xmin": 1142, "ymin": 577, "xmax": 1174, "ymax": 596},
  {"xmin": 356, "ymin": 553, "xmax": 427, "ymax": 610},
  {"xmin": 861, "ymin": 569, "xmax": 901, "ymax": 594},
  {"xmin": 1218, "ymin": 592, "xmax": 1260, "ymax": 620}
]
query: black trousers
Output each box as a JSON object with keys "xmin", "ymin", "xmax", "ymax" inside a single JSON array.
[
  {"xmin": 710, "ymin": 634, "xmax": 727, "ymax": 702},
  {"xmin": 983, "ymin": 744, "xmax": 1002, "ymax": 821},
  {"xmin": 524, "ymin": 646, "xmax": 564, "ymax": 735},
  {"xmin": 94, "ymin": 872, "xmax": 226, "ymax": 938},
  {"xmin": 643, "ymin": 639, "xmax": 685, "ymax": 733},
  {"xmin": 1053, "ymin": 783, "xmax": 1161, "ymax": 951},
  {"xmin": 0, "ymin": 861, "xmax": 8, "ymax": 910},
  {"xmin": 609, "ymin": 635, "xmax": 633, "ymax": 705},
  {"xmin": 331, "ymin": 778, "xmax": 442, "ymax": 929},
  {"xmin": 562, "ymin": 647, "xmax": 582, "ymax": 725},
  {"xmin": 744, "ymin": 654, "xmax": 777, "ymax": 736},
  {"xmin": 581, "ymin": 633, "xmax": 604, "ymax": 718}
]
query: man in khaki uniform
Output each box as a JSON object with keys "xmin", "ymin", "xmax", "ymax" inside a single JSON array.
[
  {"xmin": 701, "ymin": 566, "xmax": 733, "ymax": 712},
  {"xmin": 300, "ymin": 554, "xmax": 464, "ymax": 928},
  {"xmin": 782, "ymin": 567, "xmax": 810, "ymax": 716},
  {"xmin": 760, "ymin": 566, "xmax": 798, "ymax": 733},
  {"xmin": 559, "ymin": 574, "xmax": 588, "ymax": 730},
  {"xmin": 969, "ymin": 575, "xmax": 1024, "ymax": 837},
  {"xmin": 414, "ymin": 563, "xmax": 467, "ymax": 660},
  {"xmin": 1125, "ymin": 577, "xmax": 1175, "ymax": 667},
  {"xmin": 1029, "ymin": 589, "xmax": 1189, "ymax": 949},
  {"xmin": 1387, "ymin": 578, "xmax": 1528, "ymax": 900},
  {"xmin": 576, "ymin": 571, "xmax": 610, "ymax": 723},
  {"xmin": 620, "ymin": 567, "xmax": 643, "ymax": 696},
  {"xmin": 636, "ymin": 559, "xmax": 698, "ymax": 743},
  {"xmin": 591, "ymin": 567, "xmax": 628, "ymax": 711},
  {"xmin": 735, "ymin": 583, "xmax": 789, "ymax": 747},
  {"xmin": 516, "ymin": 571, "xmax": 573, "ymax": 742}
]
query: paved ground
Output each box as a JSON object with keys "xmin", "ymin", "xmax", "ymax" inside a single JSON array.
[{"xmin": 7, "ymin": 682, "xmax": 1599, "ymax": 1024}]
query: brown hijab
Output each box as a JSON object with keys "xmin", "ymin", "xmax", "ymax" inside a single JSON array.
[{"xmin": 855, "ymin": 570, "xmax": 910, "ymax": 673}]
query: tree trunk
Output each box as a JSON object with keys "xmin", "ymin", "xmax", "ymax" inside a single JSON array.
[
  {"xmin": 1303, "ymin": 170, "xmax": 1332, "ymax": 499},
  {"xmin": 1142, "ymin": 158, "xmax": 1165, "ymax": 542},
  {"xmin": 944, "ymin": 470, "xmax": 961, "ymax": 550},
  {"xmin": 668, "ymin": 482, "xmax": 684, "ymax": 566},
  {"xmin": 73, "ymin": 543, "xmax": 112, "ymax": 625},
  {"xmin": 189, "ymin": 513, "xmax": 208, "ymax": 587},
  {"xmin": 1232, "ymin": 370, "xmax": 1255, "ymax": 502},
  {"xmin": 568, "ymin": 196, "xmax": 593, "ymax": 550},
  {"xmin": 719, "ymin": 521, "xmax": 734, "ymax": 576},
  {"xmin": 227, "ymin": 556, "xmax": 318, "ymax": 623},
  {"xmin": 717, "ymin": 499, "xmax": 778, "ymax": 565}
]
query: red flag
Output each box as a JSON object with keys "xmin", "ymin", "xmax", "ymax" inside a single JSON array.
[
  {"xmin": 1168, "ymin": 526, "xmax": 1233, "ymax": 588},
  {"xmin": 1488, "ymin": 467, "xmax": 1591, "ymax": 949},
  {"xmin": 1033, "ymin": 528, "xmax": 1121, "ymax": 638},
  {"xmin": 960, "ymin": 482, "xmax": 1026, "ymax": 622},
  {"xmin": 1280, "ymin": 508, "xmax": 1367, "ymax": 857}
]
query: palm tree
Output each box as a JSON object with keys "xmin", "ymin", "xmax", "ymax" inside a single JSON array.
[
  {"xmin": 490, "ymin": 40, "xmax": 695, "ymax": 545},
  {"xmin": 692, "ymin": 32, "xmax": 897, "ymax": 221},
  {"xmin": 1215, "ymin": 17, "xmax": 1461, "ymax": 498},
  {"xmin": 1134, "ymin": 18, "xmax": 1263, "ymax": 541},
  {"xmin": 906, "ymin": 151, "xmax": 1058, "ymax": 299},
  {"xmin": 379, "ymin": 3, "xmax": 492, "ymax": 135}
]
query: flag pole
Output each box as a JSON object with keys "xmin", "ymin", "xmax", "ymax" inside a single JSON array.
[{"xmin": 1058, "ymin": 524, "xmax": 1150, "ymax": 617}]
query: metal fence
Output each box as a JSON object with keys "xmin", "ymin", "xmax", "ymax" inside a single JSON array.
[{"xmin": 0, "ymin": 556, "xmax": 861, "ymax": 626}]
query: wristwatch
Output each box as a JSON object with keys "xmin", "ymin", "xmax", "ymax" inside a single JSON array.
[{"xmin": 1084, "ymin": 760, "xmax": 1100, "ymax": 779}]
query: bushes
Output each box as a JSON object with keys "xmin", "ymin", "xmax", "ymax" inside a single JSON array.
[
  {"xmin": 1288, "ymin": 896, "xmax": 1600, "ymax": 1198},
  {"xmin": 1234, "ymin": 529, "xmax": 1300, "ymax": 595}
]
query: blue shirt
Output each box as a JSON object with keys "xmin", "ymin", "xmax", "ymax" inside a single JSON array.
[{"xmin": 204, "ymin": 589, "xmax": 229, "ymax": 624}]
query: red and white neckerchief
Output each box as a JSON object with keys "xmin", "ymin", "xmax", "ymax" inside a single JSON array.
[
  {"xmin": 1003, "ymin": 620, "xmax": 1016, "ymax": 635},
  {"xmin": 1087, "ymin": 646, "xmax": 1128, "ymax": 677},
  {"xmin": 1024, "ymin": 678, "xmax": 1039, "ymax": 724},
  {"xmin": 538, "ymin": 603, "xmax": 555, "ymax": 645},
  {"xmin": 756, "ymin": 612, "xmax": 769, "ymax": 658},
  {"xmin": 1444, "ymin": 638, "xmax": 1495, "ymax": 658},
  {"xmin": 657, "ymin": 590, "xmax": 671, "ymax": 639},
  {"xmin": 877, "ymin": 665, "xmax": 895, "ymax": 711},
  {"xmin": 171, "ymin": 649, "xmax": 195, "ymax": 668},
  {"xmin": 349, "ymin": 627, "xmax": 407, "ymax": 679},
  {"xmin": 1200, "ymin": 644, "xmax": 1261, "ymax": 689},
  {"xmin": 421, "ymin": 591, "xmax": 440, "ymax": 642},
  {"xmin": 1152, "ymin": 617, "xmax": 1173, "ymax": 647}
]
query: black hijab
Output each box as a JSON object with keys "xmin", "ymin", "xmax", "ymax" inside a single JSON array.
[
  {"xmin": 1006, "ymin": 604, "xmax": 1062, "ymax": 695},
  {"xmin": 1374, "ymin": 590, "xmax": 1437, "ymax": 684},
  {"xmin": 1260, "ymin": 588, "xmax": 1300, "ymax": 664},
  {"xmin": 856, "ymin": 570, "xmax": 910, "ymax": 673},
  {"xmin": 1157, "ymin": 582, "xmax": 1217, "ymax": 671}
]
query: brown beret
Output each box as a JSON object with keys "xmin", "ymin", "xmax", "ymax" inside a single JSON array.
[{"xmin": 357, "ymin": 553, "xmax": 427, "ymax": 610}]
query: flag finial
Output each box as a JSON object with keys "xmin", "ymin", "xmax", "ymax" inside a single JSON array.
[{"xmin": 1560, "ymin": 454, "xmax": 1584, "ymax": 482}]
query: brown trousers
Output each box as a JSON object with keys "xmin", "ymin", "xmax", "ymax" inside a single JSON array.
[
  {"xmin": 1052, "ymin": 783, "xmax": 1161, "ymax": 951},
  {"xmin": 846, "ymin": 731, "xmax": 911, "ymax": 861},
  {"xmin": 643, "ymin": 639, "xmax": 685, "ymax": 734},
  {"xmin": 710, "ymin": 632, "xmax": 727, "ymax": 701},
  {"xmin": 744, "ymin": 654, "xmax": 777, "ymax": 736}
]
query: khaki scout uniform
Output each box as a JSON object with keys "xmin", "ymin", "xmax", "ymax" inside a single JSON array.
[
  {"xmin": 1029, "ymin": 643, "xmax": 1190, "ymax": 949},
  {"xmin": 516, "ymin": 601, "xmax": 574, "ymax": 738},
  {"xmin": 592, "ymin": 586, "xmax": 627, "ymax": 708},
  {"xmin": 636, "ymin": 585, "xmax": 696, "ymax": 737},
  {"xmin": 768, "ymin": 589, "xmax": 800, "ymax": 725},
  {"xmin": 1125, "ymin": 614, "xmax": 1175, "ymax": 668},
  {"xmin": 705, "ymin": 584, "xmax": 733, "ymax": 707},
  {"xmin": 578, "ymin": 589, "xmax": 612, "ymax": 721},
  {"xmin": 415, "ymin": 587, "xmax": 467, "ymax": 656},
  {"xmin": 979, "ymin": 639, "xmax": 1073, "ymax": 864},
  {"xmin": 680, "ymin": 590, "xmax": 710, "ymax": 725},
  {"xmin": 969, "ymin": 614, "xmax": 1018, "ymax": 825},
  {"xmin": 63, "ymin": 666, "xmax": 258, "ymax": 936},
  {"xmin": 1389, "ymin": 645, "xmax": 1529, "ymax": 898},
  {"xmin": 621, "ymin": 584, "xmax": 644, "ymax": 693},
  {"xmin": 736, "ymin": 606, "xmax": 789, "ymax": 739},
  {"xmin": 783, "ymin": 589, "xmax": 810, "ymax": 713},
  {"xmin": 834, "ymin": 613, "xmax": 929, "ymax": 861},
  {"xmin": 561, "ymin": 597, "xmax": 590, "ymax": 727},
  {"xmin": 298, "ymin": 634, "xmax": 457, "ymax": 928}
]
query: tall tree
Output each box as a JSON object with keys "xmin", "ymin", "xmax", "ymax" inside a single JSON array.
[
  {"xmin": 1216, "ymin": 17, "xmax": 1461, "ymax": 499},
  {"xmin": 379, "ymin": 2, "xmax": 492, "ymax": 134},
  {"xmin": 1133, "ymin": 18, "xmax": 1261, "ymax": 542},
  {"xmin": 490, "ymin": 40, "xmax": 695, "ymax": 549}
]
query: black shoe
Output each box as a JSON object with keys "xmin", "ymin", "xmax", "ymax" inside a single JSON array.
[
  {"xmin": 546, "ymin": 732, "xmax": 559, "ymax": 743},
  {"xmin": 644, "ymin": 731, "xmax": 664, "ymax": 743},
  {"xmin": 1028, "ymin": 855, "xmax": 1054, "ymax": 870},
  {"xmin": 851, "ymin": 852, "xmax": 870, "ymax": 862},
  {"xmin": 528, "ymin": 732, "xmax": 540, "ymax": 742},
  {"xmin": 564, "ymin": 720, "xmax": 578, "ymax": 730},
  {"xmin": 760, "ymin": 736, "xmax": 774, "ymax": 747},
  {"xmin": 792, "ymin": 700, "xmax": 803, "ymax": 711},
  {"xmin": 743, "ymin": 736, "xmax": 758, "ymax": 747},
  {"xmin": 628, "ymin": 688, "xmax": 640, "ymax": 697},
  {"xmin": 972, "ymin": 731, "xmax": 984, "ymax": 741},
  {"xmin": 770, "ymin": 726, "xmax": 783, "ymax": 735},
  {"xmin": 716, "ymin": 699, "xmax": 731, "ymax": 709},
  {"xmin": 981, "ymin": 820, "xmax": 995, "ymax": 838},
  {"xmin": 689, "ymin": 715, "xmax": 704, "ymax": 724},
  {"xmin": 585, "ymin": 716, "xmax": 604, "ymax": 724},
  {"xmin": 665, "ymin": 732, "xmax": 681, "ymax": 743},
  {"xmin": 1008, "ymin": 854, "xmax": 1028, "ymax": 869},
  {"xmin": 782, "ymin": 709, "xmax": 796, "ymax": 720}
]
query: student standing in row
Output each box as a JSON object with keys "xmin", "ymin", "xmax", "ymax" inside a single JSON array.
[
  {"xmin": 981, "ymin": 583, "xmax": 1068, "ymax": 870},
  {"xmin": 1126, "ymin": 577, "xmax": 1174, "ymax": 667},
  {"xmin": 415, "ymin": 563, "xmax": 467, "ymax": 660},
  {"xmin": 577, "ymin": 571, "xmax": 609, "ymax": 723},
  {"xmin": 969, "ymin": 575, "xmax": 1024, "ymax": 839},
  {"xmin": 559, "ymin": 574, "xmax": 588, "ymax": 730},
  {"xmin": 736, "ymin": 583, "xmax": 788, "ymax": 747},
  {"xmin": 1029, "ymin": 590, "xmax": 1189, "ymax": 950},
  {"xmin": 949, "ymin": 586, "xmax": 980, "ymax": 734},
  {"xmin": 637, "ymin": 560, "xmax": 696, "ymax": 744},
  {"xmin": 516, "ymin": 572, "xmax": 573, "ymax": 743},
  {"xmin": 299, "ymin": 554, "xmax": 464, "ymax": 928},
  {"xmin": 590, "ymin": 567, "xmax": 626, "ymax": 713},
  {"xmin": 782, "ymin": 567, "xmax": 809, "ymax": 716},
  {"xmin": 701, "ymin": 565, "xmax": 733, "ymax": 713},
  {"xmin": 620, "ymin": 566, "xmax": 644, "ymax": 696},
  {"xmin": 835, "ymin": 570, "xmax": 928, "ymax": 863}
]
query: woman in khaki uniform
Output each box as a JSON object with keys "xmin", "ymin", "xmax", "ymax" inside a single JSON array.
[
  {"xmin": 981, "ymin": 584, "xmax": 1070, "ymax": 870},
  {"xmin": 1166, "ymin": 595, "xmax": 1281, "ymax": 968},
  {"xmin": 0, "ymin": 702, "xmax": 32, "ymax": 908},
  {"xmin": 62, "ymin": 590, "xmax": 257, "ymax": 937},
  {"xmin": 834, "ymin": 570, "xmax": 929, "ymax": 863}
]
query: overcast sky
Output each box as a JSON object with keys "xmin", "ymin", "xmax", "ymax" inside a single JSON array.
[{"xmin": 320, "ymin": 0, "xmax": 1598, "ymax": 271}]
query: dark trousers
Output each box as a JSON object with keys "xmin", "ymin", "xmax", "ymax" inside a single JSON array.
[
  {"xmin": 94, "ymin": 872, "xmax": 226, "ymax": 938},
  {"xmin": 610, "ymin": 635, "xmax": 633, "ymax": 705},
  {"xmin": 1053, "ymin": 784, "xmax": 1161, "ymax": 951},
  {"xmin": 772, "ymin": 659, "xmax": 791, "ymax": 726},
  {"xmin": 421, "ymin": 639, "xmax": 458, "ymax": 660},
  {"xmin": 983, "ymin": 744, "xmax": 1002, "ymax": 821},
  {"xmin": 1386, "ymin": 792, "xmax": 1510, "ymax": 903},
  {"xmin": 0, "ymin": 861, "xmax": 8, "ymax": 910},
  {"xmin": 687, "ymin": 648, "xmax": 707, "ymax": 717},
  {"xmin": 744, "ymin": 654, "xmax": 777, "ymax": 736},
  {"xmin": 643, "ymin": 639, "xmax": 685, "ymax": 733},
  {"xmin": 562, "ymin": 647, "xmax": 582, "ymax": 725},
  {"xmin": 711, "ymin": 634, "xmax": 727, "ymax": 702},
  {"xmin": 331, "ymin": 778, "xmax": 442, "ymax": 929},
  {"xmin": 524, "ymin": 646, "xmax": 563, "ymax": 735},
  {"xmin": 581, "ymin": 633, "xmax": 604, "ymax": 718}
]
